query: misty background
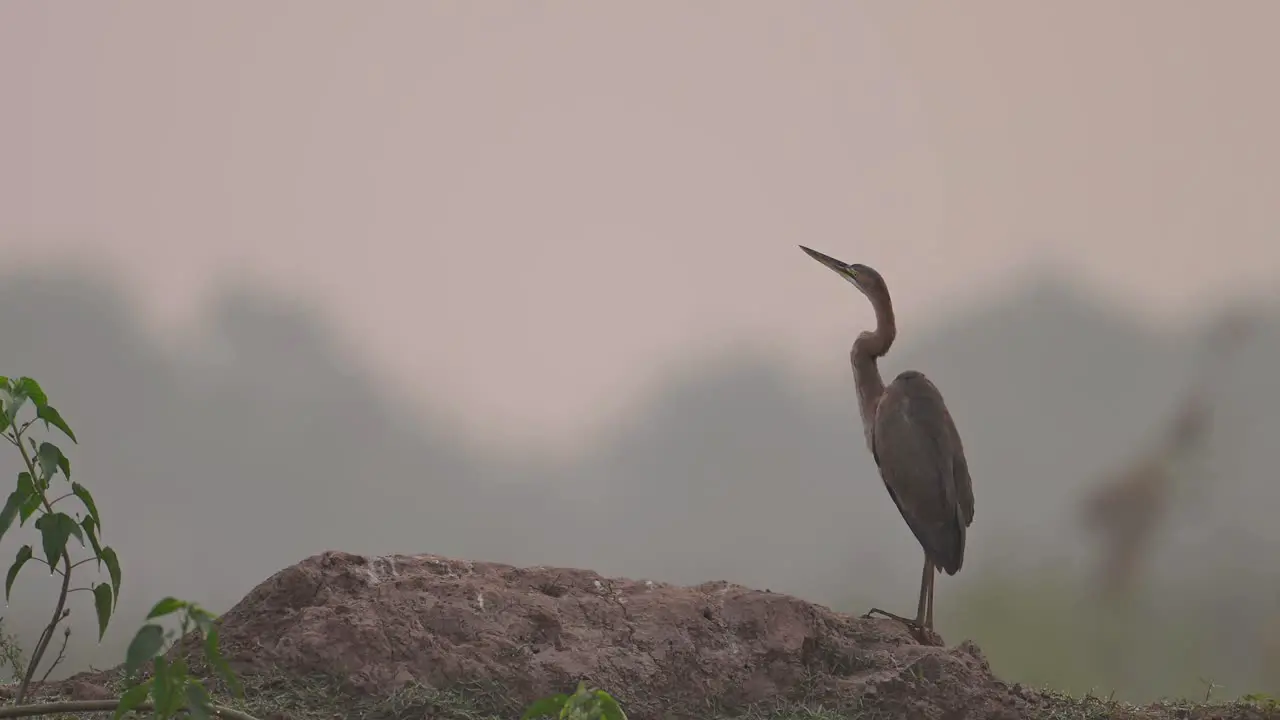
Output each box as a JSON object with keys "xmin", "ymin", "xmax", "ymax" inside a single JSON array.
[{"xmin": 4, "ymin": 0, "xmax": 1280, "ymax": 705}]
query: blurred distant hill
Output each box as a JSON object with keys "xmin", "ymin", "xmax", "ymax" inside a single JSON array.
[{"xmin": 0, "ymin": 265, "xmax": 1277, "ymax": 698}]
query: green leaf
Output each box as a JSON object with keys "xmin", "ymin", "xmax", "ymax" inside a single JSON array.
[
  {"xmin": 171, "ymin": 655, "xmax": 189, "ymax": 684},
  {"xmin": 0, "ymin": 481, "xmax": 31, "ymax": 545},
  {"xmin": 184, "ymin": 681, "xmax": 213, "ymax": 720},
  {"xmin": 15, "ymin": 378, "xmax": 47, "ymax": 409},
  {"xmin": 562, "ymin": 682, "xmax": 611, "ymax": 720},
  {"xmin": 36, "ymin": 405, "xmax": 76, "ymax": 444},
  {"xmin": 102, "ymin": 546, "xmax": 121, "ymax": 604},
  {"xmin": 0, "ymin": 495, "xmax": 17, "ymax": 545},
  {"xmin": 82, "ymin": 516, "xmax": 104, "ymax": 569},
  {"xmin": 37, "ymin": 442, "xmax": 64, "ymax": 485},
  {"xmin": 16, "ymin": 473, "xmax": 40, "ymax": 524},
  {"xmin": 4, "ymin": 388, "xmax": 27, "ymax": 426},
  {"xmin": 155, "ymin": 655, "xmax": 191, "ymax": 718},
  {"xmin": 204, "ymin": 626, "xmax": 243, "ymax": 697},
  {"xmin": 39, "ymin": 442, "xmax": 70, "ymax": 482},
  {"xmin": 71, "ymin": 482, "xmax": 99, "ymax": 529},
  {"xmin": 146, "ymin": 596, "xmax": 187, "ymax": 619},
  {"xmin": 18, "ymin": 494, "xmax": 41, "ymax": 524},
  {"xmin": 51, "ymin": 509, "xmax": 86, "ymax": 547},
  {"xmin": 152, "ymin": 655, "xmax": 176, "ymax": 715},
  {"xmin": 124, "ymin": 623, "xmax": 165, "ymax": 678},
  {"xmin": 93, "ymin": 582, "xmax": 114, "ymax": 641},
  {"xmin": 191, "ymin": 608, "xmax": 215, "ymax": 636},
  {"xmin": 33, "ymin": 512, "xmax": 76, "ymax": 569},
  {"xmin": 592, "ymin": 691, "xmax": 627, "ymax": 720},
  {"xmin": 523, "ymin": 694, "xmax": 571, "ymax": 720},
  {"xmin": 5, "ymin": 545, "xmax": 32, "ymax": 601},
  {"xmin": 112, "ymin": 681, "xmax": 152, "ymax": 720},
  {"xmin": 67, "ymin": 519, "xmax": 85, "ymax": 546}
]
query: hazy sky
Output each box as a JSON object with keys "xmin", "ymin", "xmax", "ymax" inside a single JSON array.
[{"xmin": 4, "ymin": 2, "xmax": 1279, "ymax": 449}]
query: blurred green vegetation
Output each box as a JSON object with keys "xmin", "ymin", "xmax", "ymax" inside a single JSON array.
[{"xmin": 836, "ymin": 566, "xmax": 1279, "ymax": 704}]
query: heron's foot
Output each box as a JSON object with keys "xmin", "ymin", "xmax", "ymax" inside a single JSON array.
[
  {"xmin": 861, "ymin": 608, "xmax": 942, "ymax": 646},
  {"xmin": 862, "ymin": 607, "xmax": 922, "ymax": 627}
]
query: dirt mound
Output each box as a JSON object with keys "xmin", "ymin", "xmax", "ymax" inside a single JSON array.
[
  {"xmin": 45, "ymin": 550, "xmax": 1280, "ymax": 719},
  {"xmin": 190, "ymin": 551, "xmax": 1064, "ymax": 719}
]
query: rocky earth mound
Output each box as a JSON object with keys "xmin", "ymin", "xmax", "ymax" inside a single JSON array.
[
  {"xmin": 213, "ymin": 551, "xmax": 1006, "ymax": 718},
  {"xmin": 51, "ymin": 551, "xmax": 1277, "ymax": 719},
  {"xmin": 119, "ymin": 550, "xmax": 1256, "ymax": 720}
]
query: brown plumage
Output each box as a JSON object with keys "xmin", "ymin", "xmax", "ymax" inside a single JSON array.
[
  {"xmin": 874, "ymin": 372, "xmax": 975, "ymax": 576},
  {"xmin": 800, "ymin": 245, "xmax": 975, "ymax": 637}
]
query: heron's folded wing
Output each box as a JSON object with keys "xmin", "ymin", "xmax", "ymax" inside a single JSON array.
[{"xmin": 872, "ymin": 372, "xmax": 967, "ymax": 574}]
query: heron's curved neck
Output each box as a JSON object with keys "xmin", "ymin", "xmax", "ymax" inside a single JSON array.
[
  {"xmin": 851, "ymin": 353, "xmax": 884, "ymax": 454},
  {"xmin": 851, "ymin": 293, "xmax": 897, "ymax": 453}
]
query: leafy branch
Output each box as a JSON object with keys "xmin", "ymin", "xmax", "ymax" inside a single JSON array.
[
  {"xmin": 0, "ymin": 376, "xmax": 260, "ymax": 720},
  {"xmin": 0, "ymin": 376, "xmax": 119, "ymax": 705},
  {"xmin": 113, "ymin": 597, "xmax": 247, "ymax": 720}
]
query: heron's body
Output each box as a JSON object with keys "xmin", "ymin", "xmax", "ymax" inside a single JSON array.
[
  {"xmin": 872, "ymin": 370, "xmax": 974, "ymax": 577},
  {"xmin": 800, "ymin": 245, "xmax": 975, "ymax": 637}
]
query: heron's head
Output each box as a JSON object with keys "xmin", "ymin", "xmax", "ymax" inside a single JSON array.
[{"xmin": 798, "ymin": 245, "xmax": 887, "ymax": 302}]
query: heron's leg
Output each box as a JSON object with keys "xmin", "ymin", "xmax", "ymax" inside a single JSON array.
[
  {"xmin": 862, "ymin": 556, "xmax": 932, "ymax": 631},
  {"xmin": 915, "ymin": 555, "xmax": 931, "ymax": 627},
  {"xmin": 925, "ymin": 564, "xmax": 936, "ymax": 631}
]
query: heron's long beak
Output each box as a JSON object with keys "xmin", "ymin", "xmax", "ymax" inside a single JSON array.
[{"xmin": 799, "ymin": 245, "xmax": 855, "ymax": 281}]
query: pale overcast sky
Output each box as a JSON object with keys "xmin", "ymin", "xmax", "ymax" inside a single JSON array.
[{"xmin": 3, "ymin": 2, "xmax": 1278, "ymax": 448}]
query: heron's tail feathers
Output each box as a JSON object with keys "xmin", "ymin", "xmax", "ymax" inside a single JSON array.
[{"xmin": 937, "ymin": 510, "xmax": 966, "ymax": 576}]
